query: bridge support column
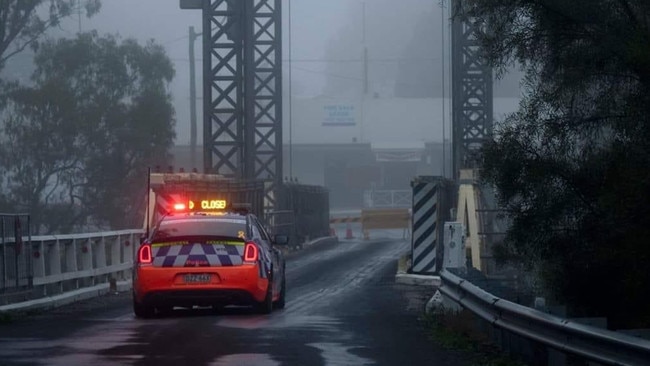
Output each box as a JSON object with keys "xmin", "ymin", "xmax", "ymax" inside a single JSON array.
[
  {"xmin": 456, "ymin": 169, "xmax": 482, "ymax": 271},
  {"xmin": 181, "ymin": 0, "xmax": 283, "ymax": 211},
  {"xmin": 411, "ymin": 176, "xmax": 455, "ymax": 274}
]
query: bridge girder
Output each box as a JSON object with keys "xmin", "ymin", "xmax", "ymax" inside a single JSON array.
[
  {"xmin": 451, "ymin": 0, "xmax": 493, "ymax": 177},
  {"xmin": 192, "ymin": 0, "xmax": 282, "ymax": 209}
]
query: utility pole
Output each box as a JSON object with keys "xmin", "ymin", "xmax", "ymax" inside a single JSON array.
[
  {"xmin": 441, "ymin": 1, "xmax": 446, "ymax": 178},
  {"xmin": 362, "ymin": 1, "xmax": 368, "ymax": 95},
  {"xmin": 288, "ymin": 0, "xmax": 293, "ymax": 180},
  {"xmin": 189, "ymin": 26, "xmax": 200, "ymax": 171},
  {"xmin": 77, "ymin": 0, "xmax": 82, "ymax": 32}
]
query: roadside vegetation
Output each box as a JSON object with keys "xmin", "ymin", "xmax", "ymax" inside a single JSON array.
[
  {"xmin": 423, "ymin": 309, "xmax": 528, "ymax": 366},
  {"xmin": 0, "ymin": 1, "xmax": 101, "ymax": 69},
  {"xmin": 461, "ymin": 0, "xmax": 650, "ymax": 328},
  {"xmin": 0, "ymin": 312, "xmax": 12, "ymax": 324},
  {"xmin": 0, "ymin": 1, "xmax": 175, "ymax": 233}
]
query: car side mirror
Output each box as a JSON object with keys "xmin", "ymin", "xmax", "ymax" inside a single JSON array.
[{"xmin": 273, "ymin": 235, "xmax": 289, "ymax": 246}]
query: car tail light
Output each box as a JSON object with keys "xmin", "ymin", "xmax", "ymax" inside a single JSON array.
[
  {"xmin": 244, "ymin": 242, "xmax": 258, "ymax": 262},
  {"xmin": 138, "ymin": 244, "xmax": 152, "ymax": 264}
]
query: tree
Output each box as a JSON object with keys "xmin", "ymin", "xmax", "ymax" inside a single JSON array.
[
  {"xmin": 0, "ymin": 80, "xmax": 83, "ymax": 233},
  {"xmin": 462, "ymin": 0, "xmax": 650, "ymax": 327},
  {"xmin": 0, "ymin": 32, "xmax": 175, "ymax": 233},
  {"xmin": 0, "ymin": 0, "xmax": 101, "ymax": 70}
]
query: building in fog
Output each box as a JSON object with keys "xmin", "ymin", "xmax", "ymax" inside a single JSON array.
[{"xmin": 171, "ymin": 96, "xmax": 519, "ymax": 210}]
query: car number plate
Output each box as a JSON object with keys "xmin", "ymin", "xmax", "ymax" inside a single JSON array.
[{"xmin": 184, "ymin": 274, "xmax": 211, "ymax": 283}]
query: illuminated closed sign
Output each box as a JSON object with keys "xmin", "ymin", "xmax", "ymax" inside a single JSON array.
[{"xmin": 188, "ymin": 199, "xmax": 227, "ymax": 210}]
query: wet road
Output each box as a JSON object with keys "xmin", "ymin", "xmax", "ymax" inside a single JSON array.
[{"xmin": 0, "ymin": 237, "xmax": 469, "ymax": 366}]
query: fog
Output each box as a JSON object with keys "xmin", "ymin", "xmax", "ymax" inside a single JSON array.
[
  {"xmin": 0, "ymin": 0, "xmax": 524, "ymax": 196},
  {"xmin": 2, "ymin": 0, "xmax": 522, "ymax": 147},
  {"xmin": 59, "ymin": 0, "xmax": 353, "ymax": 145}
]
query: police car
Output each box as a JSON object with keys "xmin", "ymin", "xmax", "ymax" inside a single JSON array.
[{"xmin": 132, "ymin": 200, "xmax": 288, "ymax": 318}]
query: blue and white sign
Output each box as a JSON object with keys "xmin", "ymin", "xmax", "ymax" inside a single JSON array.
[{"xmin": 323, "ymin": 104, "xmax": 356, "ymax": 126}]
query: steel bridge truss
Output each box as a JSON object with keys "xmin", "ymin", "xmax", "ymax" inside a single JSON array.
[
  {"xmin": 451, "ymin": 0, "xmax": 493, "ymax": 176},
  {"xmin": 199, "ymin": 0, "xmax": 282, "ymax": 209}
]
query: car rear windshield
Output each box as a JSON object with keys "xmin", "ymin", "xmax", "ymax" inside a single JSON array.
[{"xmin": 152, "ymin": 218, "xmax": 246, "ymax": 240}]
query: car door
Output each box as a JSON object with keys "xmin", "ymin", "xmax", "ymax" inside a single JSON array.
[{"xmin": 253, "ymin": 218, "xmax": 282, "ymax": 294}]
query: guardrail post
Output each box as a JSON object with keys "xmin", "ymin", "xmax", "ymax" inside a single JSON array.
[
  {"xmin": 94, "ymin": 237, "xmax": 106, "ymax": 268},
  {"xmin": 123, "ymin": 233, "xmax": 134, "ymax": 265},
  {"xmin": 44, "ymin": 240, "xmax": 61, "ymax": 294},
  {"xmin": 46, "ymin": 240, "xmax": 61, "ymax": 278},
  {"xmin": 99, "ymin": 237, "xmax": 108, "ymax": 285},
  {"xmin": 109, "ymin": 236, "xmax": 121, "ymax": 280},
  {"xmin": 32, "ymin": 239, "xmax": 45, "ymax": 278},
  {"xmin": 63, "ymin": 239, "xmax": 77, "ymax": 290},
  {"xmin": 80, "ymin": 238, "xmax": 93, "ymax": 287}
]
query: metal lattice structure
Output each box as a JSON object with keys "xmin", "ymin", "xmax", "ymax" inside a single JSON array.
[
  {"xmin": 184, "ymin": 0, "xmax": 282, "ymax": 209},
  {"xmin": 244, "ymin": 0, "xmax": 283, "ymax": 209},
  {"xmin": 201, "ymin": 0, "xmax": 244, "ymax": 178},
  {"xmin": 451, "ymin": 0, "xmax": 493, "ymax": 176}
]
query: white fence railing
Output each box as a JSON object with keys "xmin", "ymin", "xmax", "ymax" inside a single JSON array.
[{"xmin": 25, "ymin": 230, "xmax": 142, "ymax": 298}]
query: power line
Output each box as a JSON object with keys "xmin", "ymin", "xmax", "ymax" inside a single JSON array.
[
  {"xmin": 171, "ymin": 57, "xmax": 439, "ymax": 63},
  {"xmin": 162, "ymin": 34, "xmax": 192, "ymax": 46},
  {"xmin": 287, "ymin": 57, "xmax": 440, "ymax": 63}
]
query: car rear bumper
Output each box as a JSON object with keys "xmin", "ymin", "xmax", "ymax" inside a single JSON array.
[
  {"xmin": 133, "ymin": 264, "xmax": 269, "ymax": 306},
  {"xmin": 140, "ymin": 289, "xmax": 257, "ymax": 307}
]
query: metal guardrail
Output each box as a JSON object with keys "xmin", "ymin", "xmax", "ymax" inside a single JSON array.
[{"xmin": 439, "ymin": 268, "xmax": 650, "ymax": 366}]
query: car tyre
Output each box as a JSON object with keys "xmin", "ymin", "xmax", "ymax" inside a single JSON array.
[
  {"xmin": 274, "ymin": 273, "xmax": 286, "ymax": 309},
  {"xmin": 256, "ymin": 281, "xmax": 273, "ymax": 314},
  {"xmin": 133, "ymin": 294, "xmax": 155, "ymax": 319}
]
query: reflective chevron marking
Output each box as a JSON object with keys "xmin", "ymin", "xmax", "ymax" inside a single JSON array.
[{"xmin": 411, "ymin": 181, "xmax": 439, "ymax": 274}]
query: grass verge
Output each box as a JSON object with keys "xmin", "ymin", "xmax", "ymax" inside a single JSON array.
[
  {"xmin": 0, "ymin": 311, "xmax": 13, "ymax": 324},
  {"xmin": 422, "ymin": 308, "xmax": 528, "ymax": 366}
]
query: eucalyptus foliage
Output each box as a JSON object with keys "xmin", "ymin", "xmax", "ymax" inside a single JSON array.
[
  {"xmin": 0, "ymin": 0, "xmax": 101, "ymax": 69},
  {"xmin": 0, "ymin": 32, "xmax": 175, "ymax": 233},
  {"xmin": 461, "ymin": 0, "xmax": 650, "ymax": 327}
]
